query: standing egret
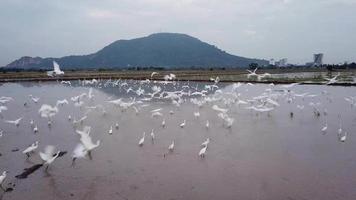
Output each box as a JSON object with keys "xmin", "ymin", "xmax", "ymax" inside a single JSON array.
[
  {"xmin": 22, "ymin": 141, "xmax": 39, "ymax": 157},
  {"xmin": 115, "ymin": 123, "xmax": 119, "ymax": 129},
  {"xmin": 139, "ymin": 132, "xmax": 145, "ymax": 146},
  {"xmin": 194, "ymin": 112, "xmax": 200, "ymax": 118},
  {"xmin": 168, "ymin": 141, "xmax": 175, "ymax": 152},
  {"xmin": 180, "ymin": 120, "xmax": 186, "ymax": 128},
  {"xmin": 162, "ymin": 119, "xmax": 166, "ymax": 128},
  {"xmin": 0, "ymin": 171, "xmax": 7, "ymax": 188},
  {"xmin": 150, "ymin": 129, "xmax": 155, "ymax": 141},
  {"xmin": 108, "ymin": 126, "xmax": 113, "ymax": 135},
  {"xmin": 199, "ymin": 146, "xmax": 208, "ymax": 158},
  {"xmin": 206, "ymin": 120, "xmax": 210, "ymax": 129},
  {"xmin": 339, "ymin": 132, "xmax": 347, "ymax": 142},
  {"xmin": 33, "ymin": 125, "xmax": 38, "ymax": 133}
]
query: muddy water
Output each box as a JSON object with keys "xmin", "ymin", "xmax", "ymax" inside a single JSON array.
[{"xmin": 0, "ymin": 81, "xmax": 356, "ymax": 200}]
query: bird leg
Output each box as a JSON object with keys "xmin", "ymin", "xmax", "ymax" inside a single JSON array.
[
  {"xmin": 88, "ymin": 151, "xmax": 92, "ymax": 160},
  {"xmin": 71, "ymin": 158, "xmax": 76, "ymax": 167}
]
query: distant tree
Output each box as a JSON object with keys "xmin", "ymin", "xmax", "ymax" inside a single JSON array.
[
  {"xmin": 326, "ymin": 65, "xmax": 333, "ymax": 71},
  {"xmin": 249, "ymin": 63, "xmax": 259, "ymax": 70}
]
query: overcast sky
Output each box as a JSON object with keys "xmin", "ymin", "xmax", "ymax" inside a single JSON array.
[{"xmin": 0, "ymin": 0, "xmax": 355, "ymax": 66}]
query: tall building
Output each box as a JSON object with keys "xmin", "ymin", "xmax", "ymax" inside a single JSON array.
[{"xmin": 313, "ymin": 53, "xmax": 323, "ymax": 66}]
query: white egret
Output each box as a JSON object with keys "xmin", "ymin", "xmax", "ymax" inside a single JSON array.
[
  {"xmin": 150, "ymin": 129, "xmax": 155, "ymax": 141},
  {"xmin": 194, "ymin": 111, "xmax": 200, "ymax": 118},
  {"xmin": 39, "ymin": 145, "xmax": 61, "ymax": 170},
  {"xmin": 325, "ymin": 73, "xmax": 340, "ymax": 85},
  {"xmin": 0, "ymin": 106, "xmax": 7, "ymax": 113},
  {"xmin": 33, "ymin": 125, "xmax": 38, "ymax": 133},
  {"xmin": 108, "ymin": 126, "xmax": 113, "ymax": 135},
  {"xmin": 38, "ymin": 104, "xmax": 58, "ymax": 118},
  {"xmin": 339, "ymin": 132, "xmax": 347, "ymax": 142},
  {"xmin": 206, "ymin": 120, "xmax": 210, "ymax": 129},
  {"xmin": 5, "ymin": 117, "xmax": 23, "ymax": 127},
  {"xmin": 199, "ymin": 146, "xmax": 208, "ymax": 158},
  {"xmin": 56, "ymin": 99, "xmax": 69, "ymax": 106},
  {"xmin": 29, "ymin": 95, "xmax": 40, "ymax": 103},
  {"xmin": 47, "ymin": 61, "xmax": 64, "ymax": 77},
  {"xmin": 168, "ymin": 141, "xmax": 175, "ymax": 152},
  {"xmin": 115, "ymin": 123, "xmax": 119, "ymax": 129},
  {"xmin": 162, "ymin": 119, "xmax": 166, "ymax": 128},
  {"xmin": 22, "ymin": 141, "xmax": 39, "ymax": 157},
  {"xmin": 179, "ymin": 120, "xmax": 186, "ymax": 128},
  {"xmin": 246, "ymin": 68, "xmax": 258, "ymax": 79},
  {"xmin": 138, "ymin": 132, "xmax": 146, "ymax": 146},
  {"xmin": 151, "ymin": 72, "xmax": 159, "ymax": 78},
  {"xmin": 0, "ymin": 171, "xmax": 7, "ymax": 188},
  {"xmin": 71, "ymin": 143, "xmax": 88, "ymax": 166}
]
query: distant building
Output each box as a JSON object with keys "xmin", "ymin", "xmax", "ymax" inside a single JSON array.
[
  {"xmin": 313, "ymin": 53, "xmax": 323, "ymax": 66},
  {"xmin": 275, "ymin": 58, "xmax": 288, "ymax": 67},
  {"xmin": 269, "ymin": 59, "xmax": 275, "ymax": 66}
]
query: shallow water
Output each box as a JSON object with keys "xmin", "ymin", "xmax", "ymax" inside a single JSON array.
[{"xmin": 0, "ymin": 80, "xmax": 356, "ymax": 200}]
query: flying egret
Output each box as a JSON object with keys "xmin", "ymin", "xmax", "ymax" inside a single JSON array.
[
  {"xmin": 79, "ymin": 130, "xmax": 100, "ymax": 159},
  {"xmin": 39, "ymin": 145, "xmax": 61, "ymax": 171},
  {"xmin": 151, "ymin": 72, "xmax": 159, "ymax": 78},
  {"xmin": 5, "ymin": 117, "xmax": 23, "ymax": 127},
  {"xmin": 138, "ymin": 132, "xmax": 145, "ymax": 146},
  {"xmin": 29, "ymin": 95, "xmax": 40, "ymax": 103},
  {"xmin": 22, "ymin": 141, "xmax": 39, "ymax": 157},
  {"xmin": 325, "ymin": 73, "xmax": 340, "ymax": 85},
  {"xmin": 38, "ymin": 104, "xmax": 58, "ymax": 118},
  {"xmin": 71, "ymin": 143, "xmax": 88, "ymax": 166},
  {"xmin": 246, "ymin": 68, "xmax": 258, "ymax": 79}
]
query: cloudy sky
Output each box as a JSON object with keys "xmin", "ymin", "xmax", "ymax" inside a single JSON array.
[{"xmin": 0, "ymin": 0, "xmax": 355, "ymax": 66}]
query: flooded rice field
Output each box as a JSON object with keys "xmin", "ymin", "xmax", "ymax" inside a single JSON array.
[{"xmin": 0, "ymin": 79, "xmax": 356, "ymax": 200}]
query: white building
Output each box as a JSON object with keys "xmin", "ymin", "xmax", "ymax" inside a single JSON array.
[{"xmin": 275, "ymin": 58, "xmax": 288, "ymax": 67}]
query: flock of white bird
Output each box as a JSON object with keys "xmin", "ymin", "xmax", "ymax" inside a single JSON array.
[{"xmin": 0, "ymin": 69, "xmax": 353, "ymax": 192}]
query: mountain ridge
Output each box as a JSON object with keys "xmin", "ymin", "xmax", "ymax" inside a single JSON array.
[{"xmin": 4, "ymin": 33, "xmax": 268, "ymax": 69}]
